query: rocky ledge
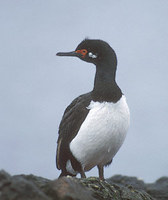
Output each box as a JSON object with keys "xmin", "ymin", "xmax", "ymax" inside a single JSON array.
[{"xmin": 0, "ymin": 170, "xmax": 167, "ymax": 200}]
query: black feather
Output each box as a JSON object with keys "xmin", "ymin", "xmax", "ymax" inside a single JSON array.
[{"xmin": 56, "ymin": 92, "xmax": 92, "ymax": 173}]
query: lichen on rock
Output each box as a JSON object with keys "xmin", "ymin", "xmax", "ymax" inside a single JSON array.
[{"xmin": 0, "ymin": 170, "xmax": 167, "ymax": 200}]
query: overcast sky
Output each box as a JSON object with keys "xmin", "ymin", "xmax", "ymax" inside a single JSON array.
[{"xmin": 0, "ymin": 0, "xmax": 168, "ymax": 183}]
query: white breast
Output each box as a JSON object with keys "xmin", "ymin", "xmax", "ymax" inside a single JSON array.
[{"xmin": 69, "ymin": 95, "xmax": 130, "ymax": 172}]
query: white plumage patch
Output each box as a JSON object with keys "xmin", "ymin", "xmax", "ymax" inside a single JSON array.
[
  {"xmin": 68, "ymin": 95, "xmax": 130, "ymax": 173},
  {"xmin": 88, "ymin": 52, "xmax": 97, "ymax": 58},
  {"xmin": 66, "ymin": 160, "xmax": 77, "ymax": 175}
]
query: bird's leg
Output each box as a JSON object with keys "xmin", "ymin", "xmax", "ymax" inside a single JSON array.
[
  {"xmin": 80, "ymin": 169, "xmax": 86, "ymax": 178},
  {"xmin": 97, "ymin": 165, "xmax": 104, "ymax": 181}
]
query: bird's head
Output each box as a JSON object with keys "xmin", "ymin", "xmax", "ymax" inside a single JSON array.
[{"xmin": 56, "ymin": 39, "xmax": 117, "ymax": 66}]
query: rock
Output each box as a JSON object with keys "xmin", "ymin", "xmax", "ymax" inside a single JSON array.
[
  {"xmin": 146, "ymin": 177, "xmax": 168, "ymax": 200},
  {"xmin": 0, "ymin": 170, "xmax": 50, "ymax": 200},
  {"xmin": 106, "ymin": 175, "xmax": 146, "ymax": 190},
  {"xmin": 45, "ymin": 176, "xmax": 96, "ymax": 200},
  {"xmin": 80, "ymin": 177, "xmax": 153, "ymax": 200},
  {"xmin": 0, "ymin": 169, "xmax": 167, "ymax": 200},
  {"xmin": 107, "ymin": 175, "xmax": 168, "ymax": 200}
]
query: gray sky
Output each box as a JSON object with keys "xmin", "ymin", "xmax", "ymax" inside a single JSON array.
[{"xmin": 0, "ymin": 0, "xmax": 168, "ymax": 183}]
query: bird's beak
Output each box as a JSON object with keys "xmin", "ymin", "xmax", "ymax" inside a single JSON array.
[{"xmin": 56, "ymin": 51, "xmax": 79, "ymax": 57}]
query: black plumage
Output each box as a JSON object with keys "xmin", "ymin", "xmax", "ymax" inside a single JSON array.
[
  {"xmin": 56, "ymin": 39, "xmax": 128, "ymax": 180},
  {"xmin": 56, "ymin": 93, "xmax": 91, "ymax": 176}
]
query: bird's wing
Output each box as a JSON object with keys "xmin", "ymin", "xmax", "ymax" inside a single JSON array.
[{"xmin": 56, "ymin": 92, "xmax": 92, "ymax": 170}]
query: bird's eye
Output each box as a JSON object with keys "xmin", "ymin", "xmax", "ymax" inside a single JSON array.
[
  {"xmin": 75, "ymin": 49, "xmax": 88, "ymax": 57},
  {"xmin": 80, "ymin": 49, "xmax": 88, "ymax": 57}
]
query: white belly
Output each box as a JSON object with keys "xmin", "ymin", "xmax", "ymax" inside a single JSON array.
[{"xmin": 69, "ymin": 95, "xmax": 130, "ymax": 172}]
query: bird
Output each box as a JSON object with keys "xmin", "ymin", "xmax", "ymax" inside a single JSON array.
[{"xmin": 56, "ymin": 39, "xmax": 130, "ymax": 180}]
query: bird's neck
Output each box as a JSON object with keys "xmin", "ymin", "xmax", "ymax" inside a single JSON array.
[{"xmin": 92, "ymin": 62, "xmax": 122, "ymax": 102}]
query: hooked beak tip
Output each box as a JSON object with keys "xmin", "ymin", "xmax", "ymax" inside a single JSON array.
[{"xmin": 56, "ymin": 52, "xmax": 61, "ymax": 56}]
